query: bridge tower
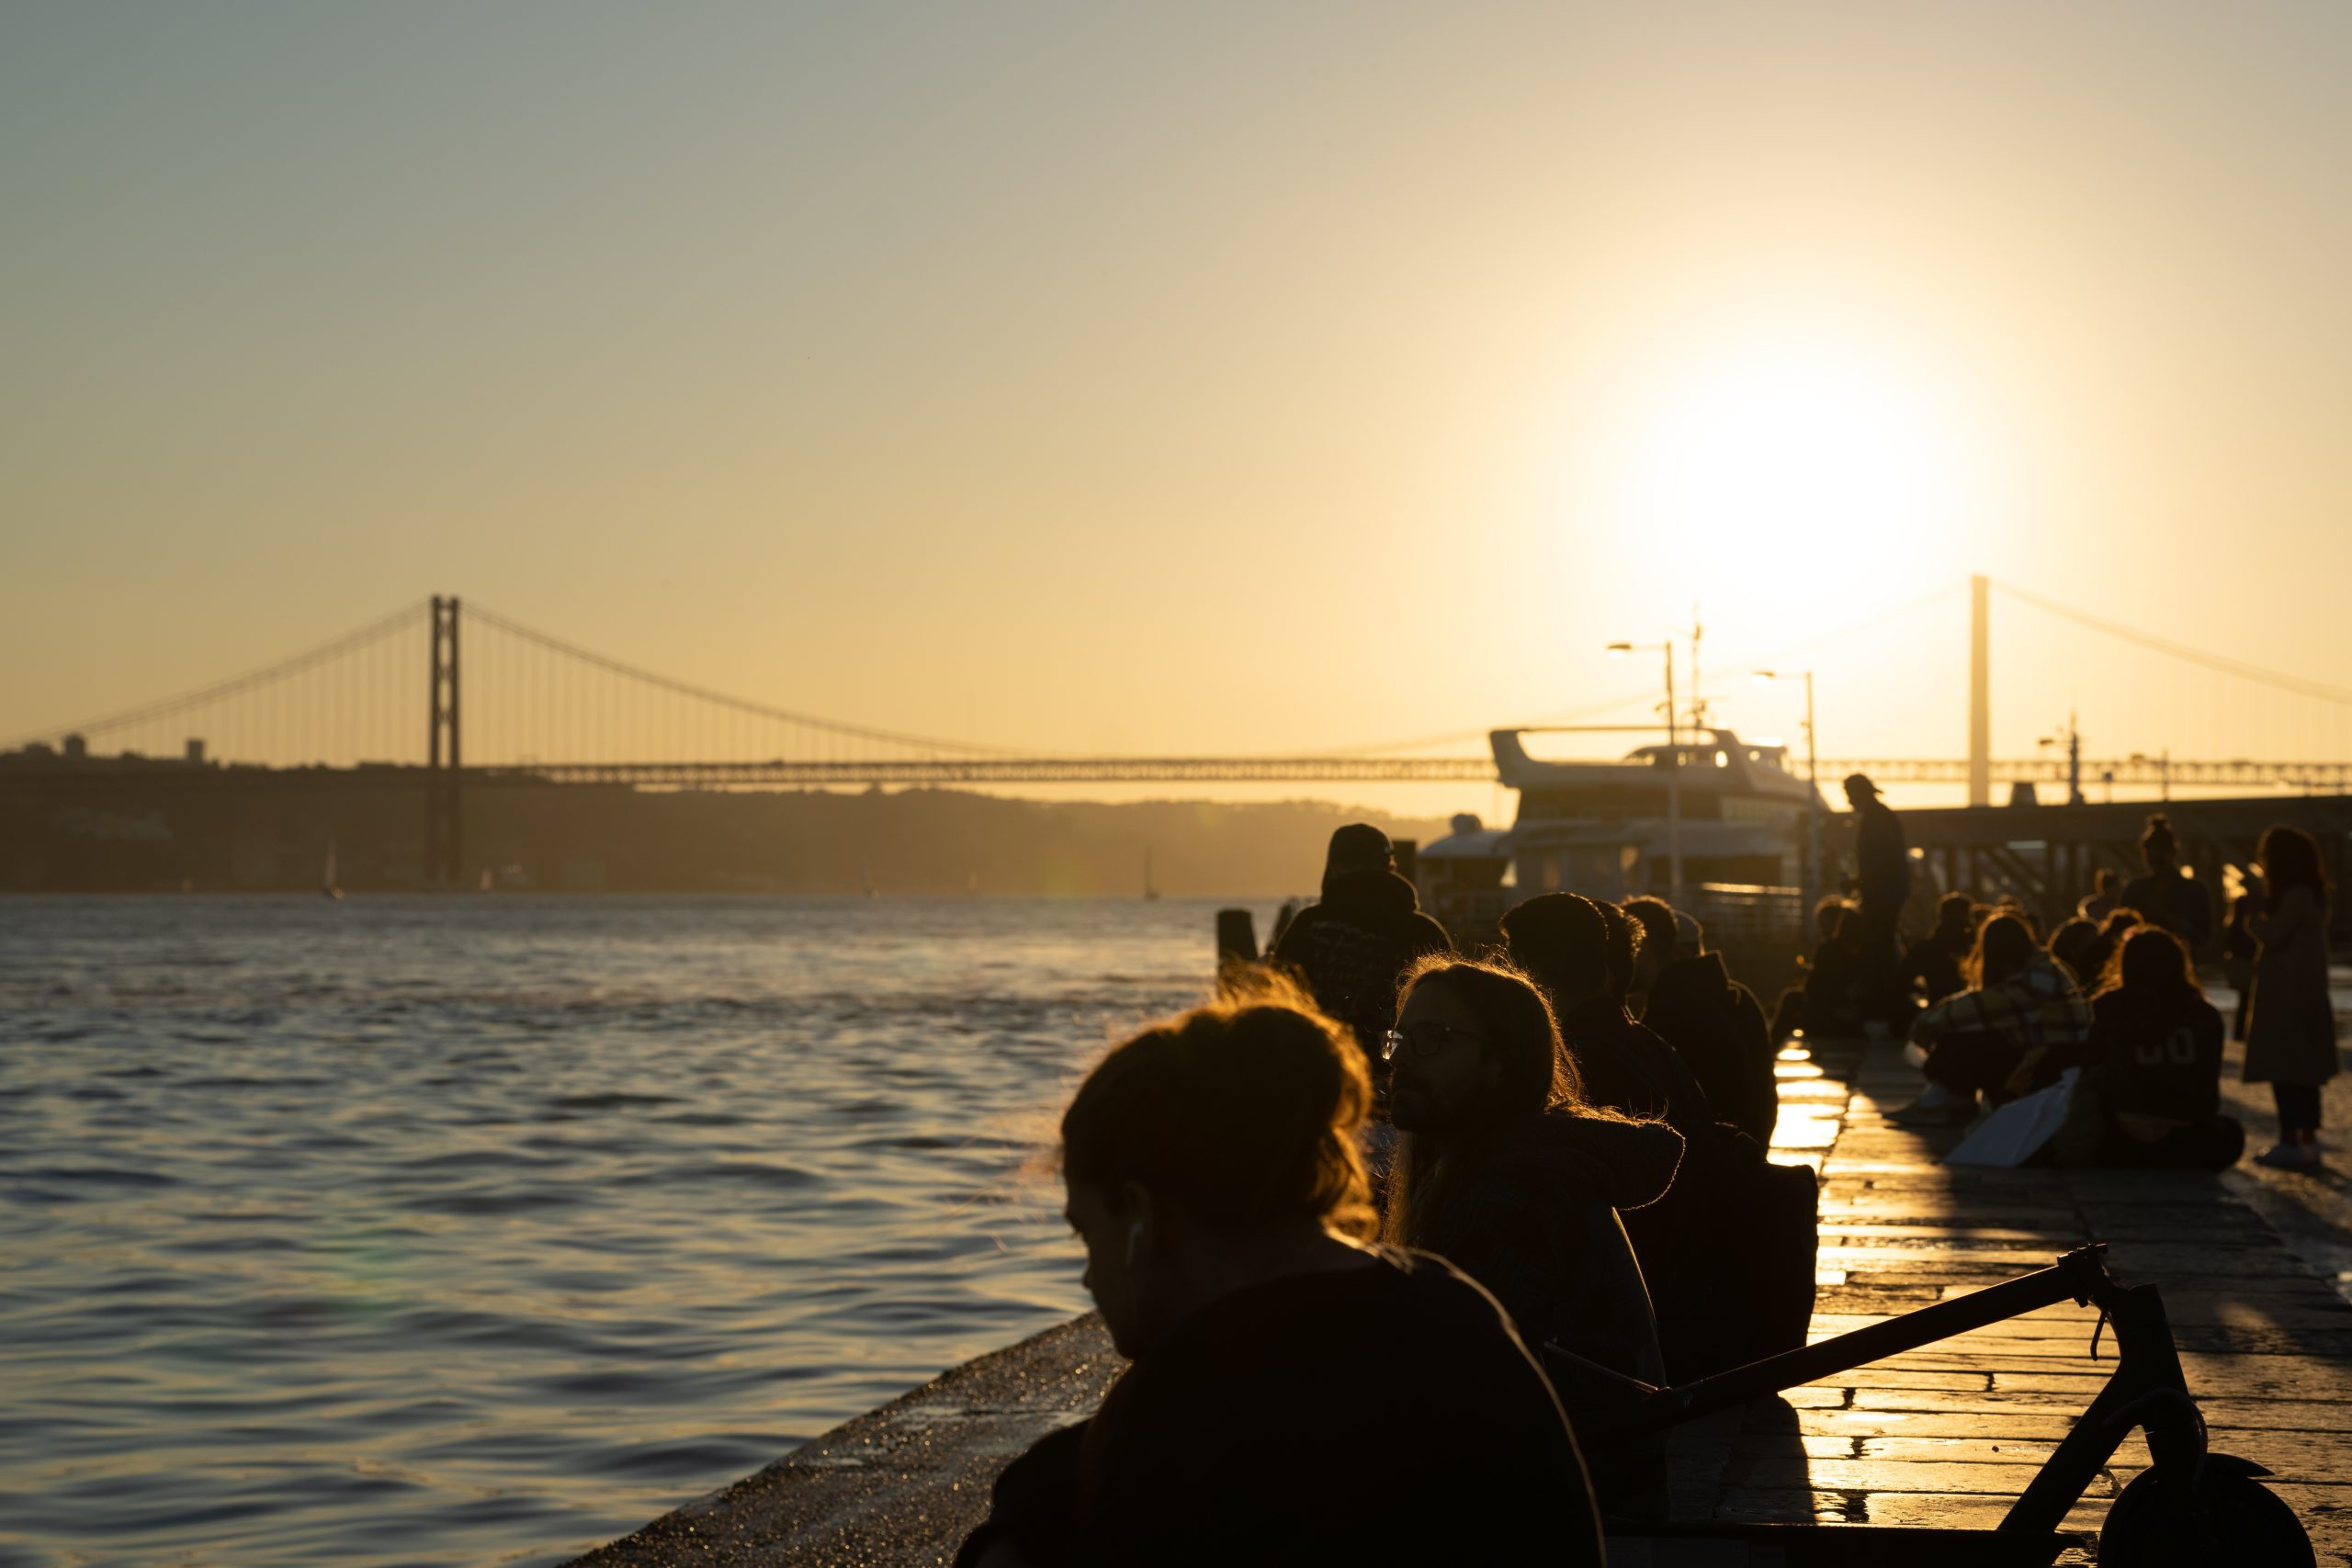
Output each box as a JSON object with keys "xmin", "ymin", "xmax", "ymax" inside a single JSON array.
[{"xmin": 425, "ymin": 595, "xmax": 464, "ymax": 886}]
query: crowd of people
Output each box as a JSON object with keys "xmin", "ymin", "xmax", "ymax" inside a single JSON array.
[{"xmin": 955, "ymin": 807, "xmax": 2339, "ymax": 1565}]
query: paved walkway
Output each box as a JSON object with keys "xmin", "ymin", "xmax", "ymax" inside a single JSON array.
[{"xmin": 569, "ymin": 1033, "xmax": 2352, "ymax": 1566}]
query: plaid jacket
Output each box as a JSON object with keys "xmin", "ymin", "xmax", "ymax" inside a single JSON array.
[{"xmin": 1906, "ymin": 953, "xmax": 2092, "ymax": 1056}]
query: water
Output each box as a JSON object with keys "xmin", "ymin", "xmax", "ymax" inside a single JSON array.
[{"xmin": 0, "ymin": 895, "xmax": 1234, "ymax": 1568}]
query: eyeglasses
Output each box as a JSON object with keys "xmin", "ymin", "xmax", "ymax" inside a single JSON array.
[{"xmin": 1381, "ymin": 1021, "xmax": 1483, "ymax": 1062}]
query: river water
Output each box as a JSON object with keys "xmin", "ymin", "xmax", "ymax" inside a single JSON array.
[{"xmin": 0, "ymin": 895, "xmax": 1236, "ymax": 1568}]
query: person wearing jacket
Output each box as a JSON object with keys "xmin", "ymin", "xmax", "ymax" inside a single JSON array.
[
  {"xmin": 1623, "ymin": 897, "xmax": 1778, "ymax": 1146},
  {"xmin": 2243, "ymin": 825, "xmax": 2340, "ymax": 1169},
  {"xmin": 1846, "ymin": 773, "xmax": 1912, "ymax": 1027},
  {"xmin": 1902, "ymin": 893, "xmax": 1979, "ymax": 1007},
  {"xmin": 1382, "ymin": 955, "xmax": 1681, "ymax": 1522},
  {"xmin": 2067, "ymin": 928, "xmax": 2243, "ymax": 1171},
  {"xmin": 2119, "ymin": 813, "xmax": 2216, "ymax": 958},
  {"xmin": 1270, "ymin": 823, "xmax": 1453, "ymax": 1077},
  {"xmin": 1891, "ymin": 914, "xmax": 2092, "ymax": 1127}
]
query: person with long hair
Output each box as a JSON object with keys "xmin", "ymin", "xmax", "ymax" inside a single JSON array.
[
  {"xmin": 1381, "ymin": 955, "xmax": 1682, "ymax": 1521},
  {"xmin": 955, "ymin": 970, "xmax": 1601, "ymax": 1568},
  {"xmin": 1891, "ymin": 913, "xmax": 2091, "ymax": 1127},
  {"xmin": 2244, "ymin": 826, "xmax": 2340, "ymax": 1169},
  {"xmin": 2068, "ymin": 929, "xmax": 2244, "ymax": 1170}
]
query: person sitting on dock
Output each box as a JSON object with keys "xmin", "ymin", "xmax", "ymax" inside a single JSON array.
[
  {"xmin": 2057, "ymin": 929, "xmax": 2244, "ymax": 1171},
  {"xmin": 1270, "ymin": 823, "xmax": 1453, "ymax": 1078},
  {"xmin": 2077, "ymin": 867, "xmax": 2124, "ymax": 925},
  {"xmin": 2049, "ymin": 917, "xmax": 2102, "ymax": 991},
  {"xmin": 1901, "ymin": 892, "xmax": 1979, "ymax": 1008},
  {"xmin": 1381, "ymin": 956, "xmax": 1682, "ymax": 1522},
  {"xmin": 955, "ymin": 969, "xmax": 1602, "ymax": 1568},
  {"xmin": 1892, "ymin": 914, "xmax": 2092, "ymax": 1128},
  {"xmin": 1623, "ymin": 897, "xmax": 1778, "ymax": 1146},
  {"xmin": 1501, "ymin": 893, "xmax": 1708, "ymax": 1134},
  {"xmin": 2119, "ymin": 813, "xmax": 2215, "ymax": 958}
]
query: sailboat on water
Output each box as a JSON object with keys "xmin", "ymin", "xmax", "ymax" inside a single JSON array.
[{"xmin": 1142, "ymin": 845, "xmax": 1161, "ymax": 902}]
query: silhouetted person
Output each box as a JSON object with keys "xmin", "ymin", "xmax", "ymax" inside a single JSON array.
[
  {"xmin": 1902, "ymin": 892, "xmax": 1979, "ymax": 1007},
  {"xmin": 956, "ymin": 971, "xmax": 1601, "ymax": 1568},
  {"xmin": 2119, "ymin": 813, "xmax": 2214, "ymax": 957},
  {"xmin": 1892, "ymin": 914, "xmax": 2090, "ymax": 1127},
  {"xmin": 2083, "ymin": 907, "xmax": 2143, "ymax": 991},
  {"xmin": 2049, "ymin": 917, "xmax": 2101, "ymax": 991},
  {"xmin": 1271, "ymin": 823, "xmax": 1453, "ymax": 1079},
  {"xmin": 2244, "ymin": 825, "xmax": 2338, "ymax": 1170},
  {"xmin": 1382, "ymin": 957, "xmax": 1680, "ymax": 1521},
  {"xmin": 1623, "ymin": 897, "xmax": 1777, "ymax": 1145},
  {"xmin": 2064, "ymin": 929, "xmax": 2243, "ymax": 1170},
  {"xmin": 1501, "ymin": 893, "xmax": 1708, "ymax": 1133},
  {"xmin": 1794, "ymin": 901, "xmax": 1866, "ymax": 1040},
  {"xmin": 2077, "ymin": 868, "xmax": 2123, "ymax": 926},
  {"xmin": 2222, "ymin": 870, "xmax": 2268, "ymax": 1041},
  {"xmin": 1845, "ymin": 773, "xmax": 1910, "ymax": 1028}
]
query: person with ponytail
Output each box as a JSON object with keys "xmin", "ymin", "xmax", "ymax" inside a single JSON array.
[
  {"xmin": 2119, "ymin": 813, "xmax": 2216, "ymax": 957},
  {"xmin": 956, "ymin": 969, "xmax": 1601, "ymax": 1568}
]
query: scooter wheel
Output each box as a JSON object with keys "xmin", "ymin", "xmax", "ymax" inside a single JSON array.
[{"xmin": 2100, "ymin": 1464, "xmax": 2313, "ymax": 1567}]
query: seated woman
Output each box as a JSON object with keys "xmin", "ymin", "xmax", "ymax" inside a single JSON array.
[
  {"xmin": 1892, "ymin": 914, "xmax": 2091, "ymax": 1127},
  {"xmin": 956, "ymin": 970, "xmax": 1602, "ymax": 1568},
  {"xmin": 2066, "ymin": 929, "xmax": 2244, "ymax": 1170},
  {"xmin": 1902, "ymin": 892, "xmax": 1980, "ymax": 1006},
  {"xmin": 1381, "ymin": 956, "xmax": 1684, "ymax": 1521}
]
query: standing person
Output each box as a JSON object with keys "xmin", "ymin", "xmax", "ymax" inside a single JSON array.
[
  {"xmin": 2067, "ymin": 929, "xmax": 2244, "ymax": 1170},
  {"xmin": 1382, "ymin": 957, "xmax": 1682, "ymax": 1521},
  {"xmin": 1891, "ymin": 914, "xmax": 2092, "ymax": 1127},
  {"xmin": 1845, "ymin": 773, "xmax": 1911, "ymax": 1030},
  {"xmin": 2119, "ymin": 813, "xmax": 2216, "ymax": 958},
  {"xmin": 1271, "ymin": 823, "xmax": 1453, "ymax": 1074},
  {"xmin": 1623, "ymin": 897, "xmax": 1778, "ymax": 1146},
  {"xmin": 2078, "ymin": 869, "xmax": 2124, "ymax": 925},
  {"xmin": 2244, "ymin": 826, "xmax": 2340, "ymax": 1170},
  {"xmin": 955, "ymin": 972, "xmax": 1602, "ymax": 1568},
  {"xmin": 2222, "ymin": 869, "xmax": 2268, "ymax": 1041}
]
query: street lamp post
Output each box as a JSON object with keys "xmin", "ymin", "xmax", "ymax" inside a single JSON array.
[
  {"xmin": 1755, "ymin": 669, "xmax": 1819, "ymax": 918},
  {"xmin": 1610, "ymin": 638, "xmax": 1681, "ymax": 901}
]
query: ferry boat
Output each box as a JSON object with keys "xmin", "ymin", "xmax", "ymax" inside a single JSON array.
[{"xmin": 1418, "ymin": 727, "xmax": 1826, "ymax": 948}]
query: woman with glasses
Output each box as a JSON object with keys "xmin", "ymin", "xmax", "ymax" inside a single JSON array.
[
  {"xmin": 955, "ymin": 969, "xmax": 1602, "ymax": 1568},
  {"xmin": 1381, "ymin": 956, "xmax": 1683, "ymax": 1522}
]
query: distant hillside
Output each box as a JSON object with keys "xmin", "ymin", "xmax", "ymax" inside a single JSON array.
[{"xmin": 0, "ymin": 778, "xmax": 1457, "ymax": 896}]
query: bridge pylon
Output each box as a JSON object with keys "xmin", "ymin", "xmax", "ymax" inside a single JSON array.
[{"xmin": 425, "ymin": 595, "xmax": 463, "ymax": 886}]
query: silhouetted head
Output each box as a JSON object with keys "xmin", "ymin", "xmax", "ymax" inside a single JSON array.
[
  {"xmin": 1843, "ymin": 773, "xmax": 1882, "ymax": 811},
  {"xmin": 1059, "ymin": 969, "xmax": 1372, "ymax": 1358},
  {"xmin": 2256, "ymin": 824, "xmax": 2328, "ymax": 906},
  {"xmin": 1501, "ymin": 893, "xmax": 1628, "ymax": 1011},
  {"xmin": 2096, "ymin": 868, "xmax": 2122, "ymax": 897},
  {"xmin": 1934, "ymin": 892, "xmax": 1976, "ymax": 941},
  {"xmin": 1971, "ymin": 913, "xmax": 2038, "ymax": 988},
  {"xmin": 1385, "ymin": 956, "xmax": 1582, "ymax": 1137},
  {"xmin": 2101, "ymin": 908, "xmax": 2142, "ymax": 939},
  {"xmin": 1325, "ymin": 822, "xmax": 1393, "ymax": 876},
  {"xmin": 1621, "ymin": 897, "xmax": 1680, "ymax": 989},
  {"xmin": 1813, "ymin": 895, "xmax": 1850, "ymax": 940},
  {"xmin": 2109, "ymin": 927, "xmax": 2201, "ymax": 1002},
  {"xmin": 2141, "ymin": 813, "xmax": 2179, "ymax": 872},
  {"xmin": 2050, "ymin": 918, "xmax": 2100, "ymax": 987}
]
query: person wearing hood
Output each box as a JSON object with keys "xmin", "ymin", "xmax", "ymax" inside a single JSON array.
[
  {"xmin": 1499, "ymin": 892, "xmax": 1711, "ymax": 1136},
  {"xmin": 1892, "ymin": 913, "xmax": 2092, "ymax": 1128},
  {"xmin": 1271, "ymin": 823, "xmax": 1453, "ymax": 1075},
  {"xmin": 1382, "ymin": 955, "xmax": 1681, "ymax": 1522},
  {"xmin": 1622, "ymin": 897, "xmax": 1778, "ymax": 1147}
]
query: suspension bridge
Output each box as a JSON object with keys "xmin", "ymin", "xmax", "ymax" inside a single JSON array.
[{"xmin": 7, "ymin": 581, "xmax": 2352, "ymax": 886}]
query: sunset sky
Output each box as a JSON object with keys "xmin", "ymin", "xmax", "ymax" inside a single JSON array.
[{"xmin": 7, "ymin": 2, "xmax": 2352, "ymax": 800}]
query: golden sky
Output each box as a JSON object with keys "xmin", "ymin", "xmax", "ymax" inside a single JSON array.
[{"xmin": 6, "ymin": 2, "xmax": 2351, "ymax": 797}]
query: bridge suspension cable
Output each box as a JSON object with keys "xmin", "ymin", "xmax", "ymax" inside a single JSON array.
[{"xmin": 1992, "ymin": 580, "xmax": 2352, "ymax": 707}]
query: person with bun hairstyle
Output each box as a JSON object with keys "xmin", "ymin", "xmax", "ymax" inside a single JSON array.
[
  {"xmin": 956, "ymin": 970, "xmax": 1601, "ymax": 1568},
  {"xmin": 1381, "ymin": 955, "xmax": 1681, "ymax": 1520},
  {"xmin": 2119, "ymin": 813, "xmax": 2216, "ymax": 958},
  {"xmin": 2244, "ymin": 825, "xmax": 2339, "ymax": 1169}
]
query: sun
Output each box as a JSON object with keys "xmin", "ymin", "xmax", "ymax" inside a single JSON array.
[{"xmin": 1611, "ymin": 337, "xmax": 1976, "ymax": 611}]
